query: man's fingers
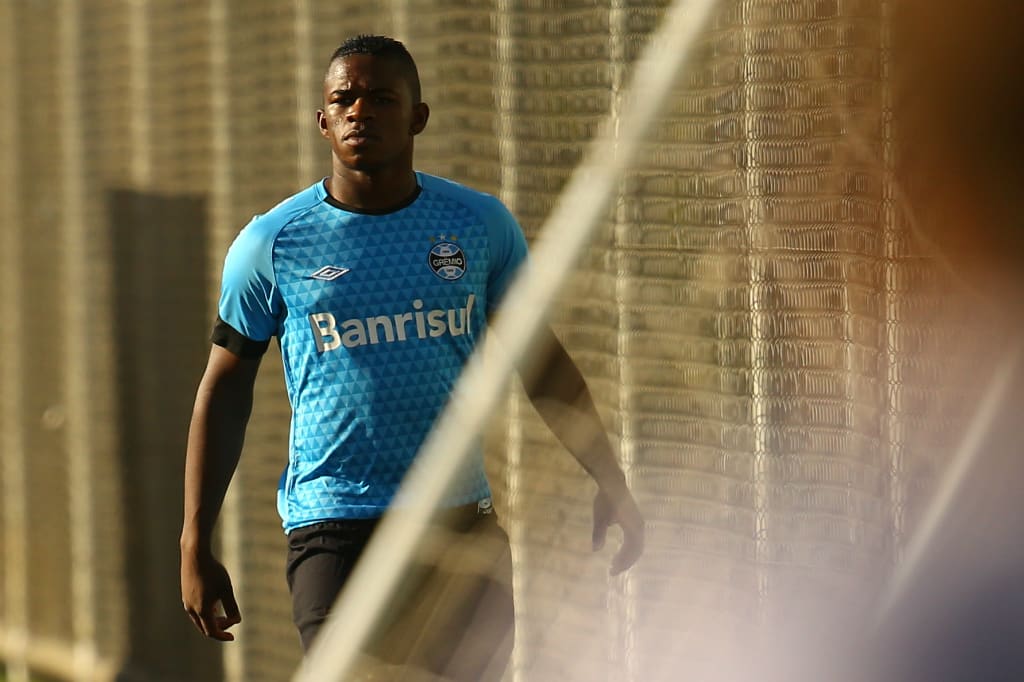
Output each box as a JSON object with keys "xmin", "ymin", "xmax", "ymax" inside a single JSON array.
[
  {"xmin": 221, "ymin": 588, "xmax": 242, "ymax": 625},
  {"xmin": 185, "ymin": 608, "xmax": 207, "ymax": 636},
  {"xmin": 217, "ymin": 615, "xmax": 240, "ymax": 631},
  {"xmin": 592, "ymin": 518, "xmax": 609, "ymax": 551},
  {"xmin": 213, "ymin": 617, "xmax": 238, "ymax": 640},
  {"xmin": 592, "ymin": 491, "xmax": 613, "ymax": 551},
  {"xmin": 182, "ymin": 555, "xmax": 240, "ymax": 642},
  {"xmin": 201, "ymin": 604, "xmax": 236, "ymax": 642},
  {"xmin": 594, "ymin": 488, "xmax": 645, "ymax": 575},
  {"xmin": 610, "ymin": 528, "xmax": 644, "ymax": 576},
  {"xmin": 187, "ymin": 598, "xmax": 239, "ymax": 641}
]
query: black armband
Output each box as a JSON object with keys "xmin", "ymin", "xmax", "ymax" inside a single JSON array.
[{"xmin": 210, "ymin": 317, "xmax": 271, "ymax": 358}]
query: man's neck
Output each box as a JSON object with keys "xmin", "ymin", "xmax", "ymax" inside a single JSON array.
[{"xmin": 326, "ymin": 165, "xmax": 418, "ymax": 213}]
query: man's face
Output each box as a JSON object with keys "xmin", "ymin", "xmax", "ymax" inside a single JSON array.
[{"xmin": 318, "ymin": 54, "xmax": 428, "ymax": 173}]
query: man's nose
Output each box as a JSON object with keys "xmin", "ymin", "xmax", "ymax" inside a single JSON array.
[{"xmin": 346, "ymin": 97, "xmax": 374, "ymax": 121}]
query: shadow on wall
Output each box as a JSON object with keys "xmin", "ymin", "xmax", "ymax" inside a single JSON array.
[{"xmin": 108, "ymin": 190, "xmax": 224, "ymax": 682}]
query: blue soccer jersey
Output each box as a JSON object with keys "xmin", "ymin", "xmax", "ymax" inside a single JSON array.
[{"xmin": 215, "ymin": 172, "xmax": 528, "ymax": 531}]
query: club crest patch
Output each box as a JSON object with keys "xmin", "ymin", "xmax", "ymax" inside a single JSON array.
[{"xmin": 428, "ymin": 240, "xmax": 466, "ymax": 281}]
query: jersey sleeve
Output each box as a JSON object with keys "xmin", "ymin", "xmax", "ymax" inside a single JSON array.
[
  {"xmin": 215, "ymin": 216, "xmax": 284, "ymax": 348},
  {"xmin": 483, "ymin": 197, "xmax": 529, "ymax": 316}
]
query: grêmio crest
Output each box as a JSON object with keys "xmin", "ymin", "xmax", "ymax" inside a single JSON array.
[{"xmin": 427, "ymin": 235, "xmax": 466, "ymax": 281}]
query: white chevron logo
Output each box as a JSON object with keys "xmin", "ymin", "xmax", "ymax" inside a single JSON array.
[{"xmin": 310, "ymin": 265, "xmax": 350, "ymax": 281}]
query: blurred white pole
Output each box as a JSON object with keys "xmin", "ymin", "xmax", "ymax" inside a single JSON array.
[{"xmin": 292, "ymin": 1, "xmax": 721, "ymax": 680}]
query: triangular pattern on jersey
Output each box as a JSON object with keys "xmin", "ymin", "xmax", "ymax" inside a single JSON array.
[{"xmin": 217, "ymin": 173, "xmax": 528, "ymax": 531}]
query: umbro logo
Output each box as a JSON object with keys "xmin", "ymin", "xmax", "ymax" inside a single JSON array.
[{"xmin": 310, "ymin": 266, "xmax": 350, "ymax": 281}]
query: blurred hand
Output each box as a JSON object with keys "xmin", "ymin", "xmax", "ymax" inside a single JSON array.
[
  {"xmin": 592, "ymin": 486, "xmax": 645, "ymax": 575},
  {"xmin": 181, "ymin": 550, "xmax": 242, "ymax": 641}
]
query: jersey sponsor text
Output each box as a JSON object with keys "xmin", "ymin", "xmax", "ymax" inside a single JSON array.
[{"xmin": 309, "ymin": 294, "xmax": 476, "ymax": 352}]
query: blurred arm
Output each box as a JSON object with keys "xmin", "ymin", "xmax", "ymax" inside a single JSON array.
[{"xmin": 517, "ymin": 325, "xmax": 645, "ymax": 574}]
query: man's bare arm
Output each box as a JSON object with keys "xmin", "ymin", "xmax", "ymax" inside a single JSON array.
[
  {"xmin": 180, "ymin": 344, "xmax": 261, "ymax": 641},
  {"xmin": 517, "ymin": 325, "xmax": 645, "ymax": 575}
]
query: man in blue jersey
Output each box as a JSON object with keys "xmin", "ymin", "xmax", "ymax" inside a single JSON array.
[{"xmin": 180, "ymin": 34, "xmax": 643, "ymax": 679}]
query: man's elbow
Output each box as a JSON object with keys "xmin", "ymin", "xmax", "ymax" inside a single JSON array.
[
  {"xmin": 523, "ymin": 352, "xmax": 586, "ymax": 407},
  {"xmin": 197, "ymin": 371, "xmax": 257, "ymax": 425}
]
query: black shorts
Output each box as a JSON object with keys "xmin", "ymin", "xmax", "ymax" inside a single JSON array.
[{"xmin": 286, "ymin": 503, "xmax": 514, "ymax": 681}]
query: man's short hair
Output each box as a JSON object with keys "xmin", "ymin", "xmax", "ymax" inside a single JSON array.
[{"xmin": 327, "ymin": 35, "xmax": 422, "ymax": 103}]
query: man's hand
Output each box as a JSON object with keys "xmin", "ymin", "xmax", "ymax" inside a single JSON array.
[
  {"xmin": 592, "ymin": 486, "xmax": 645, "ymax": 575},
  {"xmin": 181, "ymin": 550, "xmax": 242, "ymax": 641}
]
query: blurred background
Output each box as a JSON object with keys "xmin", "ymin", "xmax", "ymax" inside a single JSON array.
[{"xmin": 1, "ymin": 0, "xmax": 1021, "ymax": 681}]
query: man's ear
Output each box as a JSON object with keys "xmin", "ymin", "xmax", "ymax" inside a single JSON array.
[
  {"xmin": 410, "ymin": 102, "xmax": 430, "ymax": 136},
  {"xmin": 316, "ymin": 109, "xmax": 329, "ymax": 138}
]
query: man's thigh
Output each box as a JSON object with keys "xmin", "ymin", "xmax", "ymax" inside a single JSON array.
[
  {"xmin": 369, "ymin": 510, "xmax": 514, "ymax": 681},
  {"xmin": 286, "ymin": 519, "xmax": 378, "ymax": 651},
  {"xmin": 286, "ymin": 509, "xmax": 514, "ymax": 681}
]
